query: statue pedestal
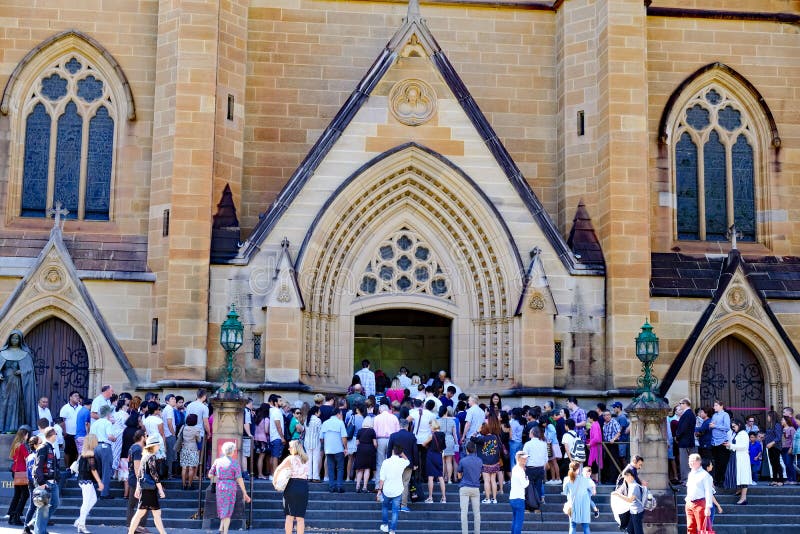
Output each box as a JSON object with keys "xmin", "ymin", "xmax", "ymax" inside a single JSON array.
[
  {"xmin": 627, "ymin": 397, "xmax": 677, "ymax": 534},
  {"xmin": 203, "ymin": 395, "xmax": 247, "ymax": 530},
  {"xmin": 0, "ymin": 434, "xmax": 13, "ymax": 501}
]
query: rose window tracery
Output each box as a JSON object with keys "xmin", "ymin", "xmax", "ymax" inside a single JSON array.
[{"xmin": 357, "ymin": 229, "xmax": 451, "ymax": 300}]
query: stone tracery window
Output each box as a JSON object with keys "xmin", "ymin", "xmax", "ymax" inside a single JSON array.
[
  {"xmin": 357, "ymin": 228, "xmax": 451, "ymax": 300},
  {"xmin": 20, "ymin": 54, "xmax": 115, "ymax": 220},
  {"xmin": 674, "ymin": 86, "xmax": 756, "ymax": 242}
]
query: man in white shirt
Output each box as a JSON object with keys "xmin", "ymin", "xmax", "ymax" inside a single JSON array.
[
  {"xmin": 90, "ymin": 385, "xmax": 114, "ymax": 420},
  {"xmin": 268, "ymin": 394, "xmax": 286, "ymax": 479},
  {"xmin": 373, "ymin": 404, "xmax": 401, "ymax": 486},
  {"xmin": 59, "ymin": 390, "xmax": 81, "ymax": 468},
  {"xmin": 424, "ymin": 387, "xmax": 442, "ymax": 413},
  {"xmin": 397, "ymin": 367, "xmax": 412, "ymax": 390},
  {"xmin": 355, "ymin": 359, "xmax": 376, "ymax": 397},
  {"xmin": 185, "ymin": 388, "xmax": 211, "ymax": 438},
  {"xmin": 439, "ymin": 371, "xmax": 462, "ymax": 399},
  {"xmin": 462, "ymin": 395, "xmax": 485, "ymax": 442},
  {"xmin": 90, "ymin": 404, "xmax": 117, "ymax": 497},
  {"xmin": 522, "ymin": 427, "xmax": 549, "ymax": 504},
  {"xmin": 38, "ymin": 397, "xmax": 53, "ymax": 425},
  {"xmin": 684, "ymin": 453, "xmax": 713, "ymax": 534},
  {"xmin": 409, "ymin": 399, "xmax": 435, "ymax": 478},
  {"xmin": 377, "ymin": 445, "xmax": 410, "ymax": 534},
  {"xmin": 163, "ymin": 394, "xmax": 177, "ymax": 478}
]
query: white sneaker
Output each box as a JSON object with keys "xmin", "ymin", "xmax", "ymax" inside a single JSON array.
[
  {"xmin": 481, "ymin": 498, "xmax": 491, "ymax": 504},
  {"xmin": 267, "ymin": 475, "xmax": 273, "ymax": 482},
  {"xmin": 546, "ymin": 479, "xmax": 561, "ymax": 485},
  {"xmin": 491, "ymin": 498, "xmax": 497, "ymax": 504},
  {"xmin": 380, "ymin": 525, "xmax": 389, "ymax": 533}
]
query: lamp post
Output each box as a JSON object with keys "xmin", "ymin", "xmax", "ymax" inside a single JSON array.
[
  {"xmin": 634, "ymin": 320, "xmax": 660, "ymax": 402},
  {"xmin": 218, "ymin": 303, "xmax": 244, "ymax": 399}
]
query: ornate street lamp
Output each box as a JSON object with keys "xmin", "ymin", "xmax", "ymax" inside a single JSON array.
[
  {"xmin": 634, "ymin": 320, "xmax": 660, "ymax": 402},
  {"xmin": 218, "ymin": 303, "xmax": 244, "ymax": 398}
]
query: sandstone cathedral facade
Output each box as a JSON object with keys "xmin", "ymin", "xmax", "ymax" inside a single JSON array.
[{"xmin": 0, "ymin": 0, "xmax": 798, "ymax": 416}]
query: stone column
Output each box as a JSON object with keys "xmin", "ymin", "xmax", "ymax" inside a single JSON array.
[
  {"xmin": 627, "ymin": 398, "xmax": 676, "ymax": 534},
  {"xmin": 203, "ymin": 396, "xmax": 246, "ymax": 530}
]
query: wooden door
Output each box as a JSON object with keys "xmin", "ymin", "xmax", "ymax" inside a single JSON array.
[
  {"xmin": 700, "ymin": 336, "xmax": 766, "ymax": 427},
  {"xmin": 26, "ymin": 318, "xmax": 90, "ymax": 411}
]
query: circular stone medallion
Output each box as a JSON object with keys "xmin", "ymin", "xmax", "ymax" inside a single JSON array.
[{"xmin": 389, "ymin": 79, "xmax": 437, "ymax": 126}]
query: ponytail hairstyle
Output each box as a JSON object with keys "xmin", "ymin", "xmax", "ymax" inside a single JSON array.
[{"xmin": 568, "ymin": 461, "xmax": 581, "ymax": 482}]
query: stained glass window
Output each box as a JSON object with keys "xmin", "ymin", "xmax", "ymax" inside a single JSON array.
[
  {"xmin": 20, "ymin": 54, "xmax": 116, "ymax": 221},
  {"xmin": 357, "ymin": 228, "xmax": 452, "ymax": 300},
  {"xmin": 673, "ymin": 85, "xmax": 757, "ymax": 242}
]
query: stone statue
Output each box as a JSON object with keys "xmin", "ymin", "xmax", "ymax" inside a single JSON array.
[{"xmin": 0, "ymin": 330, "xmax": 38, "ymax": 432}]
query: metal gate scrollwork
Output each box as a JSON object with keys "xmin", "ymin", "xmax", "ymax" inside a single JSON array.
[
  {"xmin": 733, "ymin": 362, "xmax": 764, "ymax": 402},
  {"xmin": 700, "ymin": 360, "xmax": 725, "ymax": 401}
]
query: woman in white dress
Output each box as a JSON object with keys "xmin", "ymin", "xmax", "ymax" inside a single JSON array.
[
  {"xmin": 112, "ymin": 396, "xmax": 130, "ymax": 478},
  {"xmin": 727, "ymin": 418, "xmax": 752, "ymax": 505}
]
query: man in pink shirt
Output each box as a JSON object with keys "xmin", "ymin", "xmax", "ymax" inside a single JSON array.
[{"xmin": 373, "ymin": 404, "xmax": 400, "ymax": 487}]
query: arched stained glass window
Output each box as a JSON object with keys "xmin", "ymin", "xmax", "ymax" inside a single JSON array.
[
  {"xmin": 673, "ymin": 85, "xmax": 756, "ymax": 242},
  {"xmin": 357, "ymin": 228, "xmax": 452, "ymax": 300},
  {"xmin": 20, "ymin": 54, "xmax": 115, "ymax": 221}
]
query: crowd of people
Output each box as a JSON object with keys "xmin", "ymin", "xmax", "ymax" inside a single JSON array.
[{"xmin": 4, "ymin": 364, "xmax": 799, "ymax": 534}]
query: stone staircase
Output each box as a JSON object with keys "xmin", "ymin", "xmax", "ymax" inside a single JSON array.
[{"xmin": 50, "ymin": 477, "xmax": 800, "ymax": 533}]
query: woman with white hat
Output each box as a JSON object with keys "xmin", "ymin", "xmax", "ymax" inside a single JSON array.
[{"xmin": 127, "ymin": 435, "xmax": 167, "ymax": 534}]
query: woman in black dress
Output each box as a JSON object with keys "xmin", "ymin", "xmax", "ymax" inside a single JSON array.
[
  {"xmin": 127, "ymin": 436, "xmax": 167, "ymax": 534},
  {"xmin": 353, "ymin": 417, "xmax": 377, "ymax": 493},
  {"xmin": 424, "ymin": 419, "xmax": 447, "ymax": 503}
]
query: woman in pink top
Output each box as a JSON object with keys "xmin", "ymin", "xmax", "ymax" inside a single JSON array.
[
  {"xmin": 274, "ymin": 440, "xmax": 310, "ymax": 534},
  {"xmin": 385, "ymin": 377, "xmax": 405, "ymax": 404},
  {"xmin": 586, "ymin": 410, "xmax": 603, "ymax": 482}
]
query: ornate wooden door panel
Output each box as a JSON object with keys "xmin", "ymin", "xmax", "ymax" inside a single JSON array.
[
  {"xmin": 26, "ymin": 318, "xmax": 89, "ymax": 411},
  {"xmin": 700, "ymin": 336, "xmax": 766, "ymax": 427}
]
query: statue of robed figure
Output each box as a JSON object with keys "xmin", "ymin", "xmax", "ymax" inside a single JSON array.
[{"xmin": 0, "ymin": 330, "xmax": 38, "ymax": 432}]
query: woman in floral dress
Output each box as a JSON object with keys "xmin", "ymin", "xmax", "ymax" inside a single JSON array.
[{"xmin": 208, "ymin": 441, "xmax": 251, "ymax": 534}]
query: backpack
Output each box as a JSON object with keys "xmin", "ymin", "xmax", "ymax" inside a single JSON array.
[
  {"xmin": 568, "ymin": 431, "xmax": 587, "ymax": 463},
  {"xmin": 345, "ymin": 413, "xmax": 356, "ymax": 440},
  {"xmin": 642, "ymin": 487, "xmax": 657, "ymax": 511}
]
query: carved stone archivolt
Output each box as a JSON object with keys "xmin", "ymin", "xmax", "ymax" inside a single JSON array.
[
  {"xmin": 300, "ymin": 150, "xmax": 516, "ymax": 385},
  {"xmin": 389, "ymin": 79, "xmax": 436, "ymax": 126}
]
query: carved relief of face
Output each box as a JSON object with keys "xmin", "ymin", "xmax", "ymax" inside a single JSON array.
[{"xmin": 9, "ymin": 333, "xmax": 21, "ymax": 347}]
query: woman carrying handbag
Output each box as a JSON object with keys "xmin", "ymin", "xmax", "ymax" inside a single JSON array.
[
  {"xmin": 274, "ymin": 440, "xmax": 310, "ymax": 534},
  {"xmin": 7, "ymin": 427, "xmax": 30, "ymax": 525}
]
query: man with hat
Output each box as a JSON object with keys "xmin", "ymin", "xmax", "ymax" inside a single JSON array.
[{"xmin": 89, "ymin": 405, "xmax": 117, "ymax": 498}]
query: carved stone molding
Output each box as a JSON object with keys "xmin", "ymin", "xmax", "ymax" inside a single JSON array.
[{"xmin": 389, "ymin": 79, "xmax": 436, "ymax": 126}]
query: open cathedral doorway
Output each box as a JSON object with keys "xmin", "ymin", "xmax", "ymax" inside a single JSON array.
[
  {"xmin": 700, "ymin": 336, "xmax": 767, "ymax": 428},
  {"xmin": 354, "ymin": 309, "xmax": 451, "ymax": 387},
  {"xmin": 26, "ymin": 318, "xmax": 90, "ymax": 411}
]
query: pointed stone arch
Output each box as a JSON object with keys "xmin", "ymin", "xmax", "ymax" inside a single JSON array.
[
  {"xmin": 297, "ymin": 145, "xmax": 522, "ymax": 391},
  {"xmin": 688, "ymin": 314, "xmax": 789, "ymax": 412},
  {"xmin": 1, "ymin": 29, "xmax": 135, "ymax": 119}
]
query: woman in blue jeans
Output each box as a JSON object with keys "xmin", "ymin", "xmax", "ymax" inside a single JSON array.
[{"xmin": 509, "ymin": 450, "xmax": 529, "ymax": 534}]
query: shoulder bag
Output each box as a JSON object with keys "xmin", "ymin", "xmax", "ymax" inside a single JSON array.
[{"xmin": 273, "ymin": 457, "xmax": 292, "ymax": 492}]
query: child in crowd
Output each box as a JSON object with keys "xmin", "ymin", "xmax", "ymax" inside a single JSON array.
[
  {"xmin": 702, "ymin": 458, "xmax": 724, "ymax": 528},
  {"xmin": 582, "ymin": 465, "xmax": 600, "ymax": 518},
  {"xmin": 749, "ymin": 431, "xmax": 762, "ymax": 482}
]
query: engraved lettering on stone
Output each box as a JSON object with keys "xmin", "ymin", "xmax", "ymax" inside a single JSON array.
[{"xmin": 389, "ymin": 79, "xmax": 436, "ymax": 126}]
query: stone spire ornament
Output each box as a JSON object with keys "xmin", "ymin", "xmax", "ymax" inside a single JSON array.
[{"xmin": 405, "ymin": 0, "xmax": 421, "ymax": 23}]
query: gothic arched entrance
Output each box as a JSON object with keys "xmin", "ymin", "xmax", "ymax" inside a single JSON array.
[
  {"xmin": 354, "ymin": 309, "xmax": 451, "ymax": 385},
  {"xmin": 700, "ymin": 336, "xmax": 766, "ymax": 426},
  {"xmin": 26, "ymin": 317, "xmax": 90, "ymax": 411}
]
